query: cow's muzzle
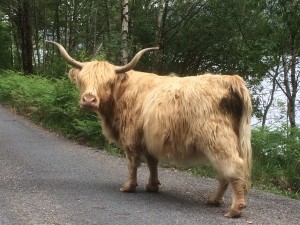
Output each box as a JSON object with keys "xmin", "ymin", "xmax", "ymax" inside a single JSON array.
[{"xmin": 80, "ymin": 93, "xmax": 99, "ymax": 109}]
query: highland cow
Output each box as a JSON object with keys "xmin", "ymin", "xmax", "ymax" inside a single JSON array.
[{"xmin": 46, "ymin": 40, "xmax": 252, "ymax": 218}]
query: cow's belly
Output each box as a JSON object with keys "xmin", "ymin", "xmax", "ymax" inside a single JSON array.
[{"xmin": 143, "ymin": 129, "xmax": 208, "ymax": 165}]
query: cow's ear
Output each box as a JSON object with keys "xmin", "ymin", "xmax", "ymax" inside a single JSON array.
[{"xmin": 68, "ymin": 68, "xmax": 79, "ymax": 81}]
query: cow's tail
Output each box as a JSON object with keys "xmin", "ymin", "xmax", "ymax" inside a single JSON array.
[{"xmin": 232, "ymin": 76, "xmax": 252, "ymax": 193}]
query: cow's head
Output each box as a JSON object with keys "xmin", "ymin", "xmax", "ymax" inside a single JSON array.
[{"xmin": 46, "ymin": 40, "xmax": 158, "ymax": 111}]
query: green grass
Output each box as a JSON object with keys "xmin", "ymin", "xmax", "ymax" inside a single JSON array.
[
  {"xmin": 0, "ymin": 70, "xmax": 299, "ymax": 200},
  {"xmin": 251, "ymin": 127, "xmax": 300, "ymax": 199},
  {"xmin": 0, "ymin": 70, "xmax": 109, "ymax": 149}
]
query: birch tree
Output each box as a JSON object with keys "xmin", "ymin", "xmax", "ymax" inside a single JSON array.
[{"xmin": 121, "ymin": 0, "xmax": 129, "ymax": 65}]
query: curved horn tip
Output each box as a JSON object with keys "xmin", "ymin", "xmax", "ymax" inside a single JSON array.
[
  {"xmin": 44, "ymin": 40, "xmax": 84, "ymax": 69},
  {"xmin": 145, "ymin": 47, "xmax": 159, "ymax": 51},
  {"xmin": 45, "ymin": 40, "xmax": 55, "ymax": 44},
  {"xmin": 115, "ymin": 46, "xmax": 160, "ymax": 73}
]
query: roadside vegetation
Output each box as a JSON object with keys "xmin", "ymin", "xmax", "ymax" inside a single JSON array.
[
  {"xmin": 0, "ymin": 70, "xmax": 112, "ymax": 151},
  {"xmin": 0, "ymin": 70, "xmax": 299, "ymax": 200}
]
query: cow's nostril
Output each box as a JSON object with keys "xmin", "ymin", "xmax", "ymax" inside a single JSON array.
[
  {"xmin": 83, "ymin": 96, "xmax": 95, "ymax": 103},
  {"xmin": 82, "ymin": 94, "xmax": 97, "ymax": 107}
]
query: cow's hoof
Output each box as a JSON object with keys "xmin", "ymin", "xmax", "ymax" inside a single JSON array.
[
  {"xmin": 120, "ymin": 183, "xmax": 137, "ymax": 192},
  {"xmin": 224, "ymin": 209, "xmax": 242, "ymax": 218},
  {"xmin": 206, "ymin": 197, "xmax": 224, "ymax": 207},
  {"xmin": 224, "ymin": 204, "xmax": 246, "ymax": 218},
  {"xmin": 146, "ymin": 184, "xmax": 159, "ymax": 192}
]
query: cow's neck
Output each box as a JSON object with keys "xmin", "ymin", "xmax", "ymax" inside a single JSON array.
[{"xmin": 96, "ymin": 74, "xmax": 129, "ymax": 144}]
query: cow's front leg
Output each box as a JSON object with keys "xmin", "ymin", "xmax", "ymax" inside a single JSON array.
[
  {"xmin": 120, "ymin": 147, "xmax": 140, "ymax": 192},
  {"xmin": 145, "ymin": 153, "xmax": 160, "ymax": 192}
]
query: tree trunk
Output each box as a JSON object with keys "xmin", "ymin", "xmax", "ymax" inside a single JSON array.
[
  {"xmin": 68, "ymin": 0, "xmax": 79, "ymax": 52},
  {"xmin": 54, "ymin": 0, "xmax": 61, "ymax": 42},
  {"xmin": 8, "ymin": 7, "xmax": 16, "ymax": 68},
  {"xmin": 32, "ymin": 0, "xmax": 40, "ymax": 72},
  {"xmin": 281, "ymin": 0, "xmax": 299, "ymax": 128},
  {"xmin": 121, "ymin": 0, "xmax": 129, "ymax": 65},
  {"xmin": 16, "ymin": 0, "xmax": 34, "ymax": 74},
  {"xmin": 155, "ymin": 0, "xmax": 168, "ymax": 72},
  {"xmin": 93, "ymin": 0, "xmax": 99, "ymax": 54},
  {"xmin": 287, "ymin": 36, "xmax": 297, "ymax": 128},
  {"xmin": 262, "ymin": 69, "xmax": 279, "ymax": 128}
]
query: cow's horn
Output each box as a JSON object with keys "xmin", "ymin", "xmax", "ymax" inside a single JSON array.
[
  {"xmin": 45, "ymin": 40, "xmax": 84, "ymax": 69},
  {"xmin": 115, "ymin": 47, "xmax": 159, "ymax": 73}
]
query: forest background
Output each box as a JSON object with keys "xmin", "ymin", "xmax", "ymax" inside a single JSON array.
[{"xmin": 0, "ymin": 0, "xmax": 299, "ymax": 198}]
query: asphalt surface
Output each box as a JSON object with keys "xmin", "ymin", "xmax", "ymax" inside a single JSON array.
[{"xmin": 0, "ymin": 105, "xmax": 299, "ymax": 225}]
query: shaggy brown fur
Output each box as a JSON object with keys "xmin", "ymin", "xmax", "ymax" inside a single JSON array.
[{"xmin": 69, "ymin": 60, "xmax": 252, "ymax": 218}]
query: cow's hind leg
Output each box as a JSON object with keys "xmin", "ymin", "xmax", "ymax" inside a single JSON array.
[
  {"xmin": 207, "ymin": 177, "xmax": 229, "ymax": 206},
  {"xmin": 209, "ymin": 154, "xmax": 248, "ymax": 218},
  {"xmin": 120, "ymin": 147, "xmax": 141, "ymax": 192},
  {"xmin": 224, "ymin": 177, "xmax": 248, "ymax": 218},
  {"xmin": 221, "ymin": 159, "xmax": 248, "ymax": 218},
  {"xmin": 145, "ymin": 153, "xmax": 160, "ymax": 192}
]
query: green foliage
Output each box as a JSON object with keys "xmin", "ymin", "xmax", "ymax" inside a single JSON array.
[
  {"xmin": 104, "ymin": 144, "xmax": 123, "ymax": 156},
  {"xmin": 252, "ymin": 127, "xmax": 300, "ymax": 194},
  {"xmin": 0, "ymin": 70, "xmax": 108, "ymax": 148},
  {"xmin": 189, "ymin": 164, "xmax": 215, "ymax": 178}
]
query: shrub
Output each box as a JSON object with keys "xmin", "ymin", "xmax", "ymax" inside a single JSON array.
[
  {"xmin": 252, "ymin": 126, "xmax": 300, "ymax": 193},
  {"xmin": 0, "ymin": 70, "xmax": 108, "ymax": 148}
]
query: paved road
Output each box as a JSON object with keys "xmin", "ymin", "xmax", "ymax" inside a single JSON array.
[{"xmin": 0, "ymin": 105, "xmax": 299, "ymax": 225}]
